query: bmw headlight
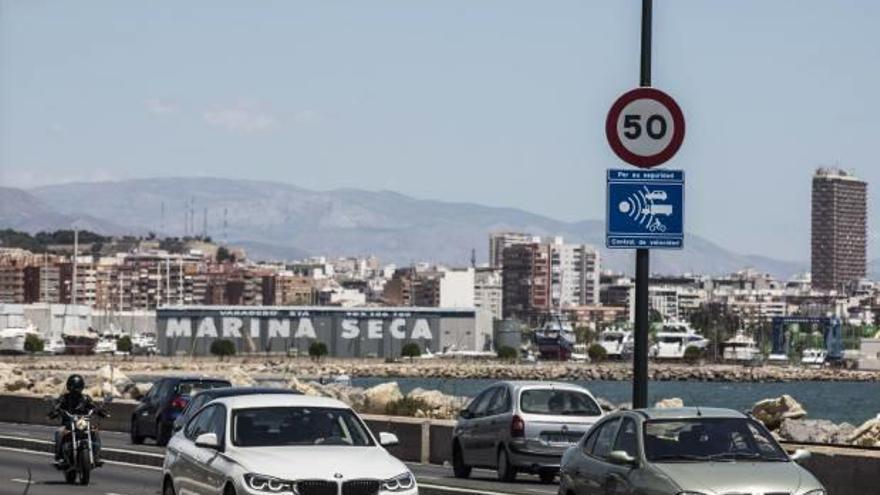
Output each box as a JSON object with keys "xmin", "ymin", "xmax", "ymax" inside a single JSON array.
[
  {"xmin": 244, "ymin": 474, "xmax": 297, "ymax": 494},
  {"xmin": 382, "ymin": 472, "xmax": 415, "ymax": 492},
  {"xmin": 802, "ymin": 491, "xmax": 826, "ymax": 495}
]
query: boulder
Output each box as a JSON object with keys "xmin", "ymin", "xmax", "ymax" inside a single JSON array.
[
  {"xmin": 96, "ymin": 364, "xmax": 133, "ymax": 390},
  {"xmin": 364, "ymin": 382, "xmax": 403, "ymax": 414},
  {"xmin": 848, "ymin": 417, "xmax": 880, "ymax": 447},
  {"xmin": 31, "ymin": 375, "xmax": 65, "ymax": 396},
  {"xmin": 777, "ymin": 419, "xmax": 854, "ymax": 444},
  {"xmin": 654, "ymin": 397, "xmax": 685, "ymax": 409},
  {"xmin": 751, "ymin": 394, "xmax": 807, "ymax": 430},
  {"xmin": 228, "ymin": 366, "xmax": 256, "ymax": 387},
  {"xmin": 595, "ymin": 397, "xmax": 617, "ymax": 412}
]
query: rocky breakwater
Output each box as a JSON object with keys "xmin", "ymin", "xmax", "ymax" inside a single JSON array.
[
  {"xmin": 4, "ymin": 356, "xmax": 880, "ymax": 383},
  {"xmin": 752, "ymin": 394, "xmax": 880, "ymax": 447},
  {"xmin": 285, "ymin": 378, "xmax": 468, "ymax": 419}
]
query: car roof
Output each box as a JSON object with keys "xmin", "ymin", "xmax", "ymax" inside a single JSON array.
[
  {"xmin": 193, "ymin": 387, "xmax": 301, "ymax": 399},
  {"xmin": 635, "ymin": 407, "xmax": 748, "ymax": 420},
  {"xmin": 493, "ymin": 381, "xmax": 593, "ymax": 392},
  {"xmin": 158, "ymin": 376, "xmax": 232, "ymax": 383},
  {"xmin": 211, "ymin": 393, "xmax": 350, "ymax": 410}
]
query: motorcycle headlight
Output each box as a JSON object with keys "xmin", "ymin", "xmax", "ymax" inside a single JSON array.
[
  {"xmin": 244, "ymin": 474, "xmax": 297, "ymax": 494},
  {"xmin": 802, "ymin": 490, "xmax": 826, "ymax": 495},
  {"xmin": 75, "ymin": 418, "xmax": 88, "ymax": 431},
  {"xmin": 382, "ymin": 472, "xmax": 415, "ymax": 492}
]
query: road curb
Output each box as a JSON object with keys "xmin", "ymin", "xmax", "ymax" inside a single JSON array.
[{"xmin": 0, "ymin": 435, "xmax": 165, "ymax": 468}]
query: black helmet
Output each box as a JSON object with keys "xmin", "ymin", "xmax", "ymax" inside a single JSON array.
[{"xmin": 66, "ymin": 374, "xmax": 85, "ymax": 394}]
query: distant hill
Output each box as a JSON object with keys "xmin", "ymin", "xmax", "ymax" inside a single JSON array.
[
  {"xmin": 0, "ymin": 187, "xmax": 125, "ymax": 235},
  {"xmin": 0, "ymin": 177, "xmax": 805, "ymax": 277}
]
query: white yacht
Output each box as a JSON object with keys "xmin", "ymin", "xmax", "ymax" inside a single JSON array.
[
  {"xmin": 723, "ymin": 331, "xmax": 761, "ymax": 362},
  {"xmin": 801, "ymin": 348, "xmax": 827, "ymax": 367},
  {"xmin": 597, "ymin": 328, "xmax": 633, "ymax": 358},
  {"xmin": 94, "ymin": 334, "xmax": 119, "ymax": 354},
  {"xmin": 0, "ymin": 325, "xmax": 40, "ymax": 354},
  {"xmin": 131, "ymin": 332, "xmax": 159, "ymax": 356},
  {"xmin": 650, "ymin": 321, "xmax": 709, "ymax": 359}
]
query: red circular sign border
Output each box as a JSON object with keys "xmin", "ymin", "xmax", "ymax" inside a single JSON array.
[{"xmin": 605, "ymin": 87, "xmax": 685, "ymax": 169}]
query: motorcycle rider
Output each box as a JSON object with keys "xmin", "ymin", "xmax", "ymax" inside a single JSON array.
[{"xmin": 48, "ymin": 374, "xmax": 109, "ymax": 466}]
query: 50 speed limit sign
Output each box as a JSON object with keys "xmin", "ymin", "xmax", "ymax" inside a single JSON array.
[{"xmin": 606, "ymin": 87, "xmax": 685, "ymax": 169}]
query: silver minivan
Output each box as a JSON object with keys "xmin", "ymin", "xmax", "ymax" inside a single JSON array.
[{"xmin": 452, "ymin": 381, "xmax": 604, "ymax": 483}]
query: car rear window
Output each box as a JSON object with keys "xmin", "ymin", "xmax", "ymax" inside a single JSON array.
[
  {"xmin": 520, "ymin": 389, "xmax": 602, "ymax": 416},
  {"xmin": 176, "ymin": 380, "xmax": 231, "ymax": 397}
]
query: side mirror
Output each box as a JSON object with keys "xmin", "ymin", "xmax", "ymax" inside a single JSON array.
[
  {"xmin": 458, "ymin": 409, "xmax": 472, "ymax": 420},
  {"xmin": 790, "ymin": 449, "xmax": 811, "ymax": 462},
  {"xmin": 195, "ymin": 432, "xmax": 219, "ymax": 449},
  {"xmin": 607, "ymin": 450, "xmax": 637, "ymax": 466},
  {"xmin": 378, "ymin": 432, "xmax": 399, "ymax": 447}
]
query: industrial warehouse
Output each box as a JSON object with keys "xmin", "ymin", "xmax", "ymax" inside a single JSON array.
[{"xmin": 157, "ymin": 305, "xmax": 492, "ymax": 357}]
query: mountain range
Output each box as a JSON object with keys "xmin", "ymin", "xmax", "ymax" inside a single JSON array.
[{"xmin": 0, "ymin": 178, "xmax": 811, "ymax": 278}]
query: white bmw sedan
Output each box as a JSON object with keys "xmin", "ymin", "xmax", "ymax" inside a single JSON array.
[{"xmin": 162, "ymin": 394, "xmax": 417, "ymax": 495}]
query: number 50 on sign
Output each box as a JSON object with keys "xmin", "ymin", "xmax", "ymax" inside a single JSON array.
[{"xmin": 606, "ymin": 87, "xmax": 685, "ymax": 169}]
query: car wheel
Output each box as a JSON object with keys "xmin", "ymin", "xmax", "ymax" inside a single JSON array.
[
  {"xmin": 131, "ymin": 419, "xmax": 145, "ymax": 445},
  {"xmin": 496, "ymin": 447, "xmax": 517, "ymax": 482},
  {"xmin": 538, "ymin": 469, "xmax": 556, "ymax": 484},
  {"xmin": 452, "ymin": 443, "xmax": 471, "ymax": 479},
  {"xmin": 163, "ymin": 477, "xmax": 176, "ymax": 495},
  {"xmin": 156, "ymin": 422, "xmax": 171, "ymax": 447}
]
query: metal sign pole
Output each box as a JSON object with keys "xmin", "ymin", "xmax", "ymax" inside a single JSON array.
[{"xmin": 632, "ymin": 0, "xmax": 652, "ymax": 410}]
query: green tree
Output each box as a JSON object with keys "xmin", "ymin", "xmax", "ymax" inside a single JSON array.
[
  {"xmin": 587, "ymin": 343, "xmax": 608, "ymax": 362},
  {"xmin": 574, "ymin": 325, "xmax": 595, "ymax": 345},
  {"xmin": 496, "ymin": 346, "xmax": 518, "ymax": 361},
  {"xmin": 649, "ymin": 309, "xmax": 664, "ymax": 324},
  {"xmin": 216, "ymin": 246, "xmax": 236, "ymax": 263},
  {"xmin": 210, "ymin": 339, "xmax": 236, "ymax": 360},
  {"xmin": 24, "ymin": 334, "xmax": 44, "ymax": 353},
  {"xmin": 116, "ymin": 335, "xmax": 132, "ymax": 354},
  {"xmin": 401, "ymin": 342, "xmax": 422, "ymax": 360},
  {"xmin": 683, "ymin": 345, "xmax": 703, "ymax": 364},
  {"xmin": 308, "ymin": 341, "xmax": 328, "ymax": 362}
]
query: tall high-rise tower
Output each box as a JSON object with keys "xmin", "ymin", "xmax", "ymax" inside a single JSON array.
[{"xmin": 811, "ymin": 168, "xmax": 867, "ymax": 292}]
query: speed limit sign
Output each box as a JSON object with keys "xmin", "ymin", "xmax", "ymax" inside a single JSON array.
[{"xmin": 606, "ymin": 87, "xmax": 685, "ymax": 169}]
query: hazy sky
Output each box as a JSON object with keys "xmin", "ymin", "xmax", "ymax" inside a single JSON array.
[{"xmin": 2, "ymin": 1, "xmax": 879, "ymax": 261}]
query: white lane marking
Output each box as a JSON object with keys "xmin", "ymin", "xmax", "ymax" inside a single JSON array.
[
  {"xmin": 0, "ymin": 445, "xmax": 162, "ymax": 472},
  {"xmin": 10, "ymin": 478, "xmax": 33, "ymax": 484}
]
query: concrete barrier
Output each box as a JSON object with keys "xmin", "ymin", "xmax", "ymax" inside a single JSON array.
[{"xmin": 1, "ymin": 394, "xmax": 878, "ymax": 494}]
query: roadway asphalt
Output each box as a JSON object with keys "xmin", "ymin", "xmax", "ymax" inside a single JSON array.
[
  {"xmin": 0, "ymin": 422, "xmax": 557, "ymax": 495},
  {"xmin": 0, "ymin": 446, "xmax": 160, "ymax": 495}
]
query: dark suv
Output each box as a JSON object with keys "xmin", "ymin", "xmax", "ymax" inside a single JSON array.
[
  {"xmin": 171, "ymin": 386, "xmax": 301, "ymax": 432},
  {"xmin": 131, "ymin": 376, "xmax": 231, "ymax": 446}
]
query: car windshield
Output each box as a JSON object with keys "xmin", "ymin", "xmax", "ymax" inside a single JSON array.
[
  {"xmin": 520, "ymin": 389, "xmax": 602, "ymax": 416},
  {"xmin": 644, "ymin": 418, "xmax": 789, "ymax": 462},
  {"xmin": 232, "ymin": 407, "xmax": 374, "ymax": 447},
  {"xmin": 176, "ymin": 380, "xmax": 231, "ymax": 397}
]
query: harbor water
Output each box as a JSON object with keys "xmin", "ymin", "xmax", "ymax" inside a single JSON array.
[{"xmin": 351, "ymin": 377, "xmax": 880, "ymax": 426}]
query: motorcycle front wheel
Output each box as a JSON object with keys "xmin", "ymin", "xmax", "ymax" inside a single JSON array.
[{"xmin": 77, "ymin": 453, "xmax": 91, "ymax": 485}]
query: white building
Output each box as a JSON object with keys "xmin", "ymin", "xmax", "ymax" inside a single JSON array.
[{"xmin": 474, "ymin": 268, "xmax": 503, "ymax": 320}]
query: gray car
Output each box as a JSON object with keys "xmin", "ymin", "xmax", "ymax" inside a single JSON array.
[
  {"xmin": 452, "ymin": 381, "xmax": 604, "ymax": 483},
  {"xmin": 559, "ymin": 407, "xmax": 826, "ymax": 495}
]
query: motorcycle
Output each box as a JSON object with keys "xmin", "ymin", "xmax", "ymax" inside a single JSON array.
[{"xmin": 56, "ymin": 410, "xmax": 102, "ymax": 485}]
